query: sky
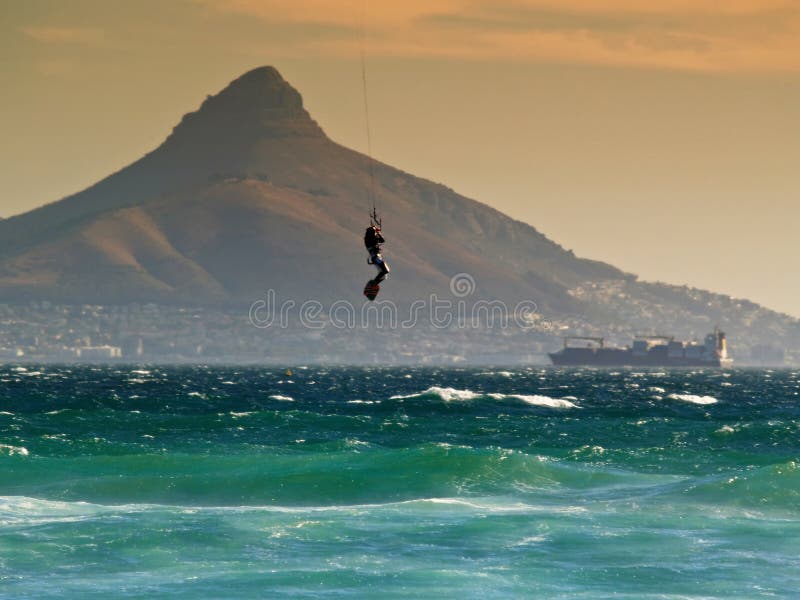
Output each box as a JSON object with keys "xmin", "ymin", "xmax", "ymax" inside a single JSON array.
[{"xmin": 2, "ymin": 0, "xmax": 799, "ymax": 316}]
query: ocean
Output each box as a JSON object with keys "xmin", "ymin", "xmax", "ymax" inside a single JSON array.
[{"xmin": 0, "ymin": 365, "xmax": 798, "ymax": 598}]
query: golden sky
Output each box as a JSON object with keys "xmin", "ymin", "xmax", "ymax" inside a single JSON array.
[{"xmin": 2, "ymin": 0, "xmax": 799, "ymax": 315}]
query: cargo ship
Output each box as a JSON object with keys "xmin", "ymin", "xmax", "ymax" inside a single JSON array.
[{"xmin": 549, "ymin": 328, "xmax": 732, "ymax": 367}]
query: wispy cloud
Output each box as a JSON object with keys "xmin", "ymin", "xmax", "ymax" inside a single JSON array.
[
  {"xmin": 194, "ymin": 0, "xmax": 800, "ymax": 72},
  {"xmin": 22, "ymin": 26, "xmax": 105, "ymax": 45}
]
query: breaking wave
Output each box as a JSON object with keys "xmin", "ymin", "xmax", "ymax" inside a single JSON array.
[
  {"xmin": 667, "ymin": 393, "xmax": 718, "ymax": 405},
  {"xmin": 390, "ymin": 387, "xmax": 577, "ymax": 408}
]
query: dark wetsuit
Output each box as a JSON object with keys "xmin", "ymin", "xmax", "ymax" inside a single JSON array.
[{"xmin": 364, "ymin": 226, "xmax": 390, "ymax": 284}]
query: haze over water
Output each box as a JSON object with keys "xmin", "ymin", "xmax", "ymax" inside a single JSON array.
[{"xmin": 1, "ymin": 365, "xmax": 798, "ymax": 598}]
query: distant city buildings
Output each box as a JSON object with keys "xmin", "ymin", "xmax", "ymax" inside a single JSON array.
[
  {"xmin": 0, "ymin": 300, "xmax": 795, "ymax": 365},
  {"xmin": 76, "ymin": 346, "xmax": 123, "ymax": 360}
]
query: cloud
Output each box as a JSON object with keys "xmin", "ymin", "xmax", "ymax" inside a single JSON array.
[
  {"xmin": 22, "ymin": 26, "xmax": 105, "ymax": 45},
  {"xmin": 194, "ymin": 0, "xmax": 800, "ymax": 72},
  {"xmin": 194, "ymin": 0, "xmax": 464, "ymax": 26}
]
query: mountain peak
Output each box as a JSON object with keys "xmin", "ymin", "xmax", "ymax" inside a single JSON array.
[
  {"xmin": 210, "ymin": 66, "xmax": 303, "ymax": 113},
  {"xmin": 168, "ymin": 66, "xmax": 324, "ymax": 143}
]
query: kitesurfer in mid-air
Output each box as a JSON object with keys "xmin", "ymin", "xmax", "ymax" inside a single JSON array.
[{"xmin": 364, "ymin": 224, "xmax": 389, "ymax": 284}]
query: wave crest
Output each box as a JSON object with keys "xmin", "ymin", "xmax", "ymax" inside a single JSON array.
[
  {"xmin": 391, "ymin": 387, "xmax": 479, "ymax": 402},
  {"xmin": 667, "ymin": 393, "xmax": 718, "ymax": 405},
  {"xmin": 391, "ymin": 387, "xmax": 577, "ymax": 408}
]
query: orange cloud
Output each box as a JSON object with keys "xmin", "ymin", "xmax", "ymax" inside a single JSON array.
[
  {"xmin": 195, "ymin": 0, "xmax": 800, "ymax": 72},
  {"xmin": 195, "ymin": 0, "xmax": 464, "ymax": 26}
]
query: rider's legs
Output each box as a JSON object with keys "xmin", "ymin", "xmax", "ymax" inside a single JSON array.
[{"xmin": 370, "ymin": 252, "xmax": 390, "ymax": 284}]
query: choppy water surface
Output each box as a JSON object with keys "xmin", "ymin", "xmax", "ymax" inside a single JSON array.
[{"xmin": 1, "ymin": 365, "xmax": 798, "ymax": 598}]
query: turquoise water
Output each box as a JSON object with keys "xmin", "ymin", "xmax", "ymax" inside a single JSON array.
[{"xmin": 1, "ymin": 365, "xmax": 799, "ymax": 598}]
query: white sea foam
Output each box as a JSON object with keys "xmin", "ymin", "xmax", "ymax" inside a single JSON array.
[
  {"xmin": 571, "ymin": 444, "xmax": 606, "ymax": 456},
  {"xmin": 510, "ymin": 535, "xmax": 548, "ymax": 546},
  {"xmin": 0, "ymin": 444, "xmax": 29, "ymax": 456},
  {"xmin": 392, "ymin": 387, "xmax": 577, "ymax": 407},
  {"xmin": 390, "ymin": 387, "xmax": 480, "ymax": 401},
  {"xmin": 411, "ymin": 498, "xmax": 588, "ymax": 515},
  {"xmin": 269, "ymin": 394, "xmax": 294, "ymax": 402},
  {"xmin": 345, "ymin": 438, "xmax": 370, "ymax": 448},
  {"xmin": 45, "ymin": 409, "xmax": 68, "ymax": 415},
  {"xmin": 667, "ymin": 393, "xmax": 718, "ymax": 405},
  {"xmin": 478, "ymin": 370, "xmax": 514, "ymax": 377},
  {"xmin": 488, "ymin": 393, "xmax": 578, "ymax": 409},
  {"xmin": 0, "ymin": 495, "xmax": 589, "ymax": 521},
  {"xmin": 0, "ymin": 496, "xmax": 157, "ymax": 526}
]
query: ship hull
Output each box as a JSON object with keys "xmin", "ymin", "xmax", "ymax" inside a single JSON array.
[{"xmin": 549, "ymin": 351, "xmax": 732, "ymax": 368}]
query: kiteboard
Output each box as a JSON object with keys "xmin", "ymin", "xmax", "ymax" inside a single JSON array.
[{"xmin": 363, "ymin": 280, "xmax": 380, "ymax": 301}]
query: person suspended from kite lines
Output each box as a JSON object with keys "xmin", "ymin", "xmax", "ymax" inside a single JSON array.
[
  {"xmin": 359, "ymin": 0, "xmax": 390, "ymax": 302},
  {"xmin": 363, "ymin": 208, "xmax": 389, "ymax": 301}
]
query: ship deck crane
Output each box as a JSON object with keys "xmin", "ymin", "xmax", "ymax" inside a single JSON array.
[{"xmin": 563, "ymin": 336, "xmax": 605, "ymax": 349}]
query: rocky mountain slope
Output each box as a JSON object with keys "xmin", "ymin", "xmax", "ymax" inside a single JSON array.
[{"xmin": 0, "ymin": 67, "xmax": 796, "ymax": 361}]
